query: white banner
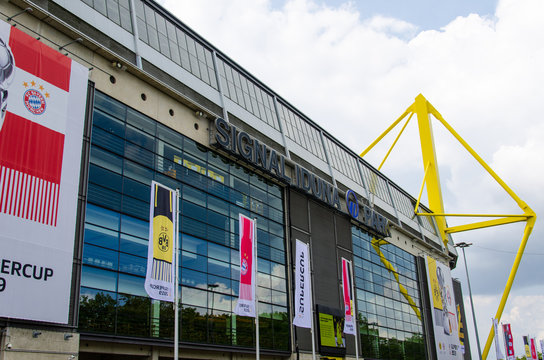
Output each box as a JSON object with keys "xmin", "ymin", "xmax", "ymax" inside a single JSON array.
[
  {"xmin": 0, "ymin": 20, "xmax": 88, "ymax": 324},
  {"xmin": 234, "ymin": 214, "xmax": 256, "ymax": 317},
  {"xmin": 145, "ymin": 181, "xmax": 177, "ymax": 302},
  {"xmin": 426, "ymin": 256, "xmax": 463, "ymax": 359},
  {"xmin": 293, "ymin": 239, "xmax": 312, "ymax": 328},
  {"xmin": 493, "ymin": 318, "xmax": 505, "ymax": 360}
]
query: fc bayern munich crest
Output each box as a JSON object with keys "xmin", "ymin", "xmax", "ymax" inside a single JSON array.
[
  {"xmin": 241, "ymin": 258, "xmax": 248, "ymax": 275},
  {"xmin": 22, "ymin": 80, "xmax": 49, "ymax": 115}
]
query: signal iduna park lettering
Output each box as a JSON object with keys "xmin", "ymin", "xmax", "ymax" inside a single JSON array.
[{"xmin": 212, "ymin": 117, "xmax": 390, "ymax": 238}]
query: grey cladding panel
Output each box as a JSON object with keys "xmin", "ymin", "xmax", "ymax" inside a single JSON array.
[
  {"xmin": 309, "ymin": 200, "xmax": 339, "ymax": 309},
  {"xmin": 289, "ymin": 189, "xmax": 309, "ymax": 232},
  {"xmin": 335, "ymin": 214, "xmax": 352, "ymax": 251}
]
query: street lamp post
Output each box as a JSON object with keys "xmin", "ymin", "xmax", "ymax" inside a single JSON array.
[{"xmin": 455, "ymin": 242, "xmax": 482, "ymax": 360}]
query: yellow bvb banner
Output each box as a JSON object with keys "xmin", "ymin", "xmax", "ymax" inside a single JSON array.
[{"xmin": 145, "ymin": 181, "xmax": 177, "ymax": 302}]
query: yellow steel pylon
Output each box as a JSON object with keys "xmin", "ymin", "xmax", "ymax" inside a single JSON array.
[{"xmin": 360, "ymin": 94, "xmax": 536, "ymax": 360}]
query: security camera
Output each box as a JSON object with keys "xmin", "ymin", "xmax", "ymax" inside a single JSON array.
[{"xmin": 5, "ymin": 343, "xmax": 12, "ymax": 350}]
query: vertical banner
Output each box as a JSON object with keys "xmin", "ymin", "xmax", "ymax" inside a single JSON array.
[
  {"xmin": 0, "ymin": 20, "xmax": 88, "ymax": 323},
  {"xmin": 492, "ymin": 318, "xmax": 505, "ymax": 360},
  {"xmin": 293, "ymin": 239, "xmax": 312, "ymax": 328},
  {"xmin": 426, "ymin": 256, "xmax": 463, "ymax": 359},
  {"xmin": 530, "ymin": 338, "xmax": 537, "ymax": 360},
  {"xmin": 234, "ymin": 214, "xmax": 256, "ymax": 317},
  {"xmin": 502, "ymin": 323, "xmax": 515, "ymax": 360},
  {"xmin": 539, "ymin": 340, "xmax": 544, "ymax": 360},
  {"xmin": 341, "ymin": 258, "xmax": 356, "ymax": 335},
  {"xmin": 145, "ymin": 181, "xmax": 177, "ymax": 302},
  {"xmin": 523, "ymin": 336, "xmax": 531, "ymax": 358}
]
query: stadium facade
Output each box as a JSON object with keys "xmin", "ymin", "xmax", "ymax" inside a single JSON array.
[{"xmin": 0, "ymin": 0, "xmax": 471, "ymax": 359}]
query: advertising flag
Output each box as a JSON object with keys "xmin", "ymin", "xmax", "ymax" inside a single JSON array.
[
  {"xmin": 502, "ymin": 323, "xmax": 515, "ymax": 360},
  {"xmin": 530, "ymin": 338, "xmax": 537, "ymax": 360},
  {"xmin": 145, "ymin": 181, "xmax": 177, "ymax": 302},
  {"xmin": 234, "ymin": 214, "xmax": 256, "ymax": 317},
  {"xmin": 0, "ymin": 20, "xmax": 88, "ymax": 323},
  {"xmin": 341, "ymin": 257, "xmax": 356, "ymax": 335},
  {"xmin": 493, "ymin": 318, "xmax": 505, "ymax": 360},
  {"xmin": 523, "ymin": 336, "xmax": 531, "ymax": 358},
  {"xmin": 539, "ymin": 340, "xmax": 544, "ymax": 360},
  {"xmin": 425, "ymin": 256, "xmax": 463, "ymax": 359},
  {"xmin": 293, "ymin": 239, "xmax": 312, "ymax": 328}
]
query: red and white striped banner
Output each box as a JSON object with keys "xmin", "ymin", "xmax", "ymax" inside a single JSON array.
[
  {"xmin": 0, "ymin": 20, "xmax": 88, "ymax": 324},
  {"xmin": 0, "ymin": 166, "xmax": 59, "ymax": 226},
  {"xmin": 0, "ymin": 22, "xmax": 71, "ymax": 226}
]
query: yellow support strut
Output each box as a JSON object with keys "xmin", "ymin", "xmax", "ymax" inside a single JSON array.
[{"xmin": 360, "ymin": 94, "xmax": 536, "ymax": 360}]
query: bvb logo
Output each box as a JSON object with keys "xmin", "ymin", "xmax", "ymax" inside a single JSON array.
[{"xmin": 157, "ymin": 232, "xmax": 169, "ymax": 252}]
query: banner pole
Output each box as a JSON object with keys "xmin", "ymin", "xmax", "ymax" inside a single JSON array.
[
  {"xmin": 349, "ymin": 260, "xmax": 359, "ymax": 360},
  {"xmin": 310, "ymin": 306, "xmax": 316, "ymax": 360},
  {"xmin": 174, "ymin": 189, "xmax": 180, "ymax": 360},
  {"xmin": 254, "ymin": 218, "xmax": 260, "ymax": 360}
]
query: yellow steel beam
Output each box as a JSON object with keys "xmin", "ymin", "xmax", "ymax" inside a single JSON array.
[
  {"xmin": 445, "ymin": 217, "xmax": 528, "ymax": 234},
  {"xmin": 413, "ymin": 94, "xmax": 449, "ymax": 248},
  {"xmin": 427, "ymin": 103, "xmax": 531, "ymax": 214},
  {"xmin": 378, "ymin": 112, "xmax": 414, "ymax": 171},
  {"xmin": 482, "ymin": 216, "xmax": 536, "ymax": 359},
  {"xmin": 414, "ymin": 162, "xmax": 431, "ymax": 214},
  {"xmin": 359, "ymin": 93, "xmax": 536, "ymax": 360},
  {"xmin": 416, "ymin": 213, "xmax": 530, "ymax": 218},
  {"xmin": 360, "ymin": 107, "xmax": 413, "ymax": 158}
]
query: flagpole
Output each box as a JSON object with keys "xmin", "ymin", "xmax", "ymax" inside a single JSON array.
[
  {"xmin": 309, "ymin": 241, "xmax": 316, "ymax": 360},
  {"xmin": 310, "ymin": 306, "xmax": 316, "ymax": 360},
  {"xmin": 349, "ymin": 260, "xmax": 359, "ymax": 360},
  {"xmin": 254, "ymin": 218, "xmax": 260, "ymax": 360},
  {"xmin": 174, "ymin": 189, "xmax": 180, "ymax": 360}
]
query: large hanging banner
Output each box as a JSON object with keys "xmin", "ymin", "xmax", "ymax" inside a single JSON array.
[
  {"xmin": 341, "ymin": 258, "xmax": 356, "ymax": 335},
  {"xmin": 426, "ymin": 256, "xmax": 463, "ymax": 359},
  {"xmin": 234, "ymin": 214, "xmax": 256, "ymax": 317},
  {"xmin": 0, "ymin": 21, "xmax": 88, "ymax": 323},
  {"xmin": 145, "ymin": 181, "xmax": 177, "ymax": 302},
  {"xmin": 293, "ymin": 239, "xmax": 312, "ymax": 328}
]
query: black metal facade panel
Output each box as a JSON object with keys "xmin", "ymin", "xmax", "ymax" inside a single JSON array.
[
  {"xmin": 289, "ymin": 190, "xmax": 309, "ymax": 232},
  {"xmin": 308, "ymin": 200, "xmax": 340, "ymax": 309},
  {"xmin": 335, "ymin": 215, "xmax": 352, "ymax": 251}
]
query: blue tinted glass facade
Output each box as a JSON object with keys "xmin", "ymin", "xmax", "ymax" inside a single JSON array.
[
  {"xmin": 79, "ymin": 91, "xmax": 288, "ymax": 351},
  {"xmin": 352, "ymin": 227, "xmax": 425, "ymax": 360}
]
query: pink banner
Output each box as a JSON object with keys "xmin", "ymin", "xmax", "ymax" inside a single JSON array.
[
  {"xmin": 234, "ymin": 214, "xmax": 256, "ymax": 317},
  {"xmin": 342, "ymin": 258, "xmax": 356, "ymax": 335},
  {"xmin": 502, "ymin": 323, "xmax": 515, "ymax": 360}
]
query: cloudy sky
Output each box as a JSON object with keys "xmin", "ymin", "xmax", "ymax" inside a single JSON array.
[{"xmin": 158, "ymin": 0, "xmax": 543, "ymax": 357}]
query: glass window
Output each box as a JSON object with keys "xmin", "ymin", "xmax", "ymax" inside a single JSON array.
[
  {"xmin": 83, "ymin": 243, "xmax": 118, "ymax": 271},
  {"xmin": 119, "ymin": 253, "xmax": 146, "ymax": 276},
  {"xmin": 82, "ymin": 91, "xmax": 287, "ymax": 349},
  {"xmin": 81, "ymin": 266, "xmax": 117, "ymax": 292},
  {"xmin": 84, "ymin": 224, "xmax": 119, "ymax": 250},
  {"xmin": 121, "ymin": 215, "xmax": 148, "ymax": 238},
  {"xmin": 86, "ymin": 203, "xmax": 120, "ymax": 230},
  {"xmin": 118, "ymin": 273, "xmax": 146, "ymax": 297}
]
